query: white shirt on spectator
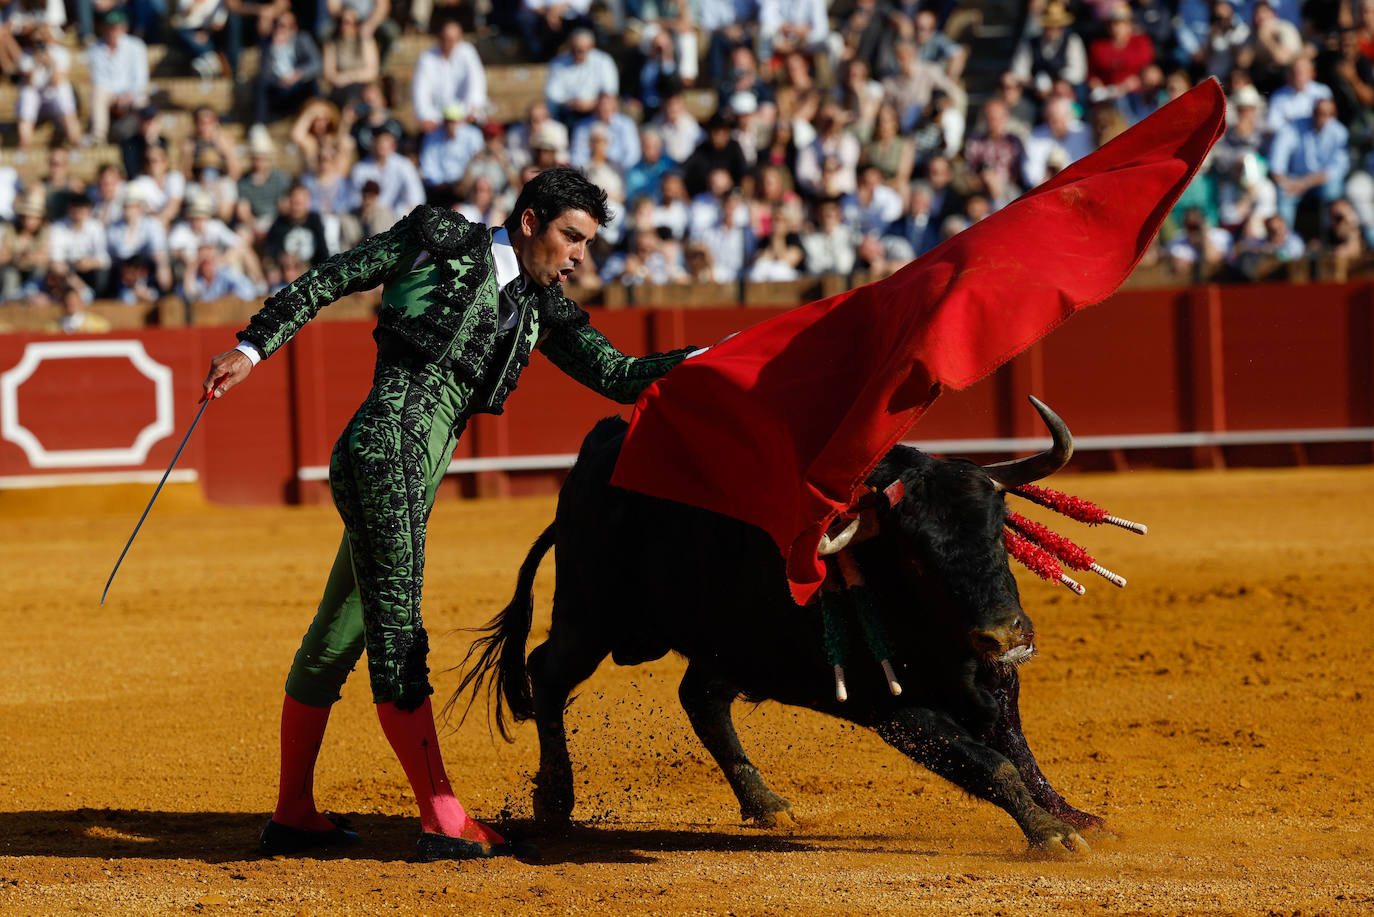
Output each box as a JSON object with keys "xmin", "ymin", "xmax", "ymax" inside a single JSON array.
[
  {"xmin": 1165, "ymin": 226, "xmax": 1233, "ymax": 263},
  {"xmin": 651, "ymin": 109, "xmax": 704, "ymax": 165},
  {"xmin": 86, "ymin": 33, "xmax": 149, "ymax": 98},
  {"xmin": 840, "ymin": 184, "xmax": 904, "ymax": 236},
  {"xmin": 412, "ymin": 41, "xmax": 489, "ymax": 126},
  {"xmin": 131, "ymin": 172, "xmax": 187, "ymax": 215},
  {"xmin": 19, "ymin": 42, "xmax": 69, "ymax": 89},
  {"xmin": 697, "ymin": 0, "xmax": 756, "ymax": 31},
  {"xmin": 50, "ymin": 217, "xmax": 110, "ymax": 268},
  {"xmin": 168, "ymin": 217, "xmax": 241, "ymax": 262},
  {"xmin": 107, "ymin": 215, "xmax": 168, "ymax": 261},
  {"xmin": 1265, "ymin": 80, "xmax": 1333, "ymax": 136},
  {"xmin": 544, "ymin": 47, "xmax": 619, "ymax": 113},
  {"xmin": 801, "ymin": 224, "xmax": 860, "ymax": 275},
  {"xmin": 653, "ymin": 198, "xmax": 690, "ymax": 239},
  {"xmin": 696, "ymin": 222, "xmax": 755, "ymax": 282},
  {"xmin": 1022, "ymin": 119, "xmax": 1093, "ymax": 187},
  {"xmin": 758, "ymin": 0, "xmax": 830, "ymax": 55},
  {"xmin": 419, "ymin": 123, "xmax": 485, "ymax": 186},
  {"xmin": 351, "ymin": 154, "xmax": 426, "ymax": 214}
]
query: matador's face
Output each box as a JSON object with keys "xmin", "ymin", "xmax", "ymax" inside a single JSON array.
[{"xmin": 517, "ymin": 208, "xmax": 597, "ymax": 288}]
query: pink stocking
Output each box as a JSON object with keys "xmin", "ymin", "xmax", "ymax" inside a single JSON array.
[
  {"xmin": 272, "ymin": 695, "xmax": 337, "ymax": 831},
  {"xmin": 375, "ymin": 698, "xmax": 505, "ymax": 843}
]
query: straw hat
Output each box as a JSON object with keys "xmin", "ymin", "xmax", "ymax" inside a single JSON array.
[{"xmin": 1042, "ymin": 2, "xmax": 1074, "ymax": 28}]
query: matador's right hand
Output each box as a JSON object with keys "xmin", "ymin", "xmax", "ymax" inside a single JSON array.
[{"xmin": 203, "ymin": 348, "xmax": 253, "ymax": 399}]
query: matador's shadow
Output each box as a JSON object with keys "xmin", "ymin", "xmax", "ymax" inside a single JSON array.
[{"xmin": 0, "ymin": 810, "xmax": 931, "ymax": 864}]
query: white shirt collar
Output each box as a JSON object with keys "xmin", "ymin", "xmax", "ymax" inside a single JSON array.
[{"xmin": 491, "ymin": 225, "xmax": 522, "ymax": 289}]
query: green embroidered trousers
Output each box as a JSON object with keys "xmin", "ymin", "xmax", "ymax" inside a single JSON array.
[{"xmin": 284, "ymin": 344, "xmax": 474, "ymax": 708}]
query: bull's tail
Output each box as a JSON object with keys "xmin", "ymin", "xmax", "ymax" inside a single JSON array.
[{"xmin": 443, "ymin": 524, "xmax": 555, "ymax": 741}]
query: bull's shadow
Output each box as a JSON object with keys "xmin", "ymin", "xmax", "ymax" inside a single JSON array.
[{"xmin": 0, "ymin": 810, "xmax": 934, "ymax": 865}]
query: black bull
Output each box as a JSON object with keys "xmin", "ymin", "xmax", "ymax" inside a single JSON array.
[{"xmin": 452, "ymin": 408, "xmax": 1107, "ymax": 852}]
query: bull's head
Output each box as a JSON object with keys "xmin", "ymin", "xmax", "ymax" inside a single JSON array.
[{"xmin": 852, "ymin": 398, "xmax": 1074, "ymax": 667}]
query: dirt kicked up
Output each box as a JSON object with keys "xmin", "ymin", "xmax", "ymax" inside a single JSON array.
[{"xmin": 1, "ymin": 466, "xmax": 1371, "ymax": 916}]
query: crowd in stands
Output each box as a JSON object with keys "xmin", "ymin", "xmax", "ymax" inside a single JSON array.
[{"xmin": 3, "ymin": 0, "xmax": 1374, "ymax": 324}]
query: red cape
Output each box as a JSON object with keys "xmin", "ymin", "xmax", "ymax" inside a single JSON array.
[{"xmin": 611, "ymin": 79, "xmax": 1226, "ymax": 605}]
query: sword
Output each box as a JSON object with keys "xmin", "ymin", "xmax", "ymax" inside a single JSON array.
[{"xmin": 99, "ymin": 375, "xmax": 226, "ymax": 606}]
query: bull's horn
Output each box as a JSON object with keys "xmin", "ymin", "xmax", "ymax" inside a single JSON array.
[
  {"xmin": 818, "ymin": 517, "xmax": 861, "ymax": 555},
  {"xmin": 983, "ymin": 396, "xmax": 1074, "ymax": 491}
]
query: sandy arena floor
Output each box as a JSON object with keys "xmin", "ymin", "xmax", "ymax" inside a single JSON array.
[{"xmin": 1, "ymin": 466, "xmax": 1371, "ymax": 916}]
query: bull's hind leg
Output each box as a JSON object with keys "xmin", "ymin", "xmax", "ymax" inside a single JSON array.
[
  {"xmin": 988, "ymin": 666, "xmax": 1105, "ymax": 833},
  {"xmin": 679, "ymin": 663, "xmax": 795, "ymax": 827},
  {"xmin": 527, "ymin": 623, "xmax": 609, "ymax": 826}
]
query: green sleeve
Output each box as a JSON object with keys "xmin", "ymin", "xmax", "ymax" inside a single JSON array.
[
  {"xmin": 539, "ymin": 319, "xmax": 695, "ymax": 405},
  {"xmin": 237, "ymin": 213, "xmax": 421, "ymax": 358}
]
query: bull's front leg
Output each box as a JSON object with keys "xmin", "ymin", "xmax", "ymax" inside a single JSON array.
[
  {"xmin": 678, "ymin": 663, "xmax": 795, "ymax": 827},
  {"xmin": 987, "ymin": 665, "xmax": 1106, "ymax": 833},
  {"xmin": 875, "ymin": 708, "xmax": 1089, "ymax": 853}
]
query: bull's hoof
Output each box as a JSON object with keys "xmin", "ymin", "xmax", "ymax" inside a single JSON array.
[
  {"xmin": 1026, "ymin": 821, "xmax": 1092, "ymax": 856},
  {"xmin": 742, "ymin": 797, "xmax": 796, "ymax": 829},
  {"xmin": 532, "ymin": 779, "xmax": 574, "ymax": 827}
]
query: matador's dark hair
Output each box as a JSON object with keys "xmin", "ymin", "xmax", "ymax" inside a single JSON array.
[{"xmin": 503, "ymin": 166, "xmax": 611, "ymax": 237}]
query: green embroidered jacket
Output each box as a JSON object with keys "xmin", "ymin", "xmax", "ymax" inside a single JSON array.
[{"xmin": 237, "ymin": 205, "xmax": 694, "ymax": 414}]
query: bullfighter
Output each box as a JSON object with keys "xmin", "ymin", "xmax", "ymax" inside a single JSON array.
[{"xmin": 202, "ymin": 168, "xmax": 695, "ymax": 861}]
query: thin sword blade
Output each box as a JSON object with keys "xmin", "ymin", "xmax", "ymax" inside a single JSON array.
[{"xmin": 99, "ymin": 395, "xmax": 213, "ymax": 606}]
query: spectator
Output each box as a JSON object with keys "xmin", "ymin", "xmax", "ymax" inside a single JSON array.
[
  {"xmin": 841, "ymin": 163, "xmax": 903, "ymax": 236},
  {"xmin": 757, "ymin": 0, "xmax": 833, "ymax": 63},
  {"xmin": 923, "ymin": 154, "xmax": 962, "ymax": 223},
  {"xmin": 181, "ymin": 106, "xmax": 242, "ymax": 184},
  {"xmin": 579, "ymin": 124, "xmax": 627, "ymax": 204},
  {"xmin": 1269, "ymin": 96, "xmax": 1350, "ymax": 228},
  {"xmin": 682, "ymin": 240, "xmax": 715, "ymax": 282},
  {"xmin": 1089, "ymin": 102, "xmax": 1129, "ymax": 147},
  {"xmin": 50, "ymin": 195, "xmax": 110, "ymax": 296},
  {"xmin": 636, "ymin": 27, "xmax": 683, "ymax": 112},
  {"xmin": 350, "ymin": 129, "xmax": 424, "ymax": 214},
  {"xmin": 1011, "ymin": 1, "xmax": 1087, "ymax": 100},
  {"xmin": 182, "ymin": 243, "xmax": 258, "ymax": 301},
  {"xmin": 289, "ymin": 99, "xmax": 348, "ymax": 175},
  {"xmin": 107, "ymin": 186, "xmax": 173, "ymax": 295},
  {"xmin": 1023, "ymin": 96, "xmax": 1094, "ymax": 188},
  {"xmin": 801, "ymin": 196, "xmax": 859, "ymax": 276},
  {"xmin": 963, "ymin": 97, "xmax": 1026, "ymax": 198},
  {"xmin": 699, "ymin": 0, "xmax": 755, "ymax": 84},
  {"xmin": 321, "ymin": 0, "xmax": 397, "ymax": 62},
  {"xmin": 600, "ymin": 224, "xmax": 687, "ymax": 286},
  {"xmin": 653, "ymin": 169, "xmax": 691, "ymax": 239},
  {"xmin": 90, "ymin": 163, "xmax": 127, "ymax": 226},
  {"xmin": 1324, "ymin": 197, "xmax": 1366, "ymax": 258},
  {"xmin": 913, "ymin": 7, "xmax": 966, "ymax": 80},
  {"xmin": 303, "ymin": 139, "xmax": 360, "ymax": 250},
  {"xmin": 1088, "ymin": 3, "xmax": 1155, "ymax": 104},
  {"xmin": 86, "ymin": 8, "xmax": 149, "ymax": 145},
  {"xmin": 254, "ymin": 10, "xmax": 321, "ymax": 126},
  {"xmin": 265, "ymin": 182, "xmax": 329, "ymax": 267},
  {"xmin": 571, "ymin": 93, "xmax": 641, "ymax": 173},
  {"xmin": 860, "ymin": 102, "xmax": 915, "ymax": 189},
  {"xmin": 506, "ymin": 100, "xmax": 569, "ymax": 170},
  {"xmin": 419, "ymin": 103, "xmax": 484, "ymax": 199},
  {"xmin": 185, "ymin": 147, "xmax": 240, "ymax": 225},
  {"xmin": 49, "ymin": 272, "xmax": 107, "ymax": 331},
  {"xmin": 1242, "ymin": 0, "xmax": 1303, "ymax": 93},
  {"xmin": 1165, "ymin": 205, "xmax": 1233, "ymax": 274},
  {"xmin": 457, "ymin": 121, "xmax": 519, "ymax": 199},
  {"xmin": 130, "ymin": 142, "xmax": 186, "ymax": 229},
  {"xmin": 42, "ymin": 147, "xmax": 84, "ymax": 221},
  {"xmin": 908, "ymin": 88, "xmax": 964, "ymax": 166},
  {"xmin": 1320, "ymin": 27, "xmax": 1374, "ymax": 136},
  {"xmin": 1266, "ymin": 58, "xmax": 1333, "ymax": 137},
  {"xmin": 729, "ymin": 91, "xmax": 768, "ymax": 169},
  {"xmin": 795, "ymin": 103, "xmax": 861, "ymax": 198},
  {"xmin": 236, "ymin": 128, "xmax": 292, "ymax": 241},
  {"xmin": 688, "ymin": 165, "xmax": 735, "ymax": 236},
  {"xmin": 717, "ymin": 43, "xmax": 773, "ymax": 110},
  {"xmin": 544, "ymin": 27, "xmax": 617, "ymax": 124},
  {"xmin": 344, "ymin": 82, "xmax": 404, "ymax": 160},
  {"xmin": 0, "ymin": 0, "xmax": 22, "ymax": 74},
  {"xmin": 626, "ymin": 128, "xmax": 676, "ymax": 202},
  {"xmin": 835, "ymin": 56, "xmax": 884, "ymax": 140},
  {"xmin": 1193, "ymin": 0, "xmax": 1250, "ymax": 78},
  {"xmin": 747, "ymin": 204, "xmax": 804, "ymax": 281},
  {"xmin": 882, "ymin": 38, "xmax": 959, "ymax": 133},
  {"xmin": 16, "ymin": 22, "xmax": 80, "ymax": 149},
  {"xmin": 0, "ymin": 190, "xmax": 50, "ymax": 299},
  {"xmin": 169, "ymin": 190, "xmax": 262, "ymax": 283},
  {"xmin": 650, "ymin": 90, "xmax": 704, "ymax": 165},
  {"xmin": 1346, "ymin": 151, "xmax": 1374, "ymax": 246},
  {"xmin": 322, "ymin": 5, "xmax": 379, "ymax": 108},
  {"xmin": 636, "ymin": 0, "xmax": 699, "ymax": 89},
  {"xmin": 518, "ymin": 0, "xmax": 596, "ymax": 62},
  {"xmin": 694, "ymin": 189, "xmax": 754, "ymax": 282},
  {"xmin": 1133, "ymin": 0, "xmax": 1176, "ymax": 59},
  {"xmin": 682, "ymin": 112, "xmax": 749, "ymax": 196},
  {"xmin": 411, "ymin": 19, "xmax": 486, "ymax": 134},
  {"xmin": 453, "ymin": 174, "xmax": 506, "ymax": 226},
  {"xmin": 119, "ymin": 104, "xmax": 166, "ymax": 184},
  {"xmin": 758, "ymin": 117, "xmax": 799, "ymax": 177},
  {"xmin": 172, "ymin": 0, "xmax": 229, "ymax": 78},
  {"xmin": 355, "ymin": 179, "xmax": 396, "ymax": 239},
  {"xmin": 1214, "ymin": 85, "xmax": 1276, "ymax": 228},
  {"xmin": 989, "ymin": 70, "xmax": 1035, "ymax": 140},
  {"xmin": 884, "ymin": 181, "xmax": 939, "ymax": 257},
  {"xmin": 749, "ymin": 163, "xmax": 805, "ymax": 237},
  {"xmin": 1172, "ymin": 0, "xmax": 1213, "ymax": 69},
  {"xmin": 527, "ymin": 122, "xmax": 570, "ymax": 170},
  {"xmin": 1234, "ymin": 213, "xmax": 1305, "ymax": 275}
]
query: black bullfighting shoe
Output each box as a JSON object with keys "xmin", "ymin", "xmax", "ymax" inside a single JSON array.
[
  {"xmin": 259, "ymin": 814, "xmax": 361, "ymax": 856},
  {"xmin": 416, "ymin": 832, "xmax": 536, "ymax": 862}
]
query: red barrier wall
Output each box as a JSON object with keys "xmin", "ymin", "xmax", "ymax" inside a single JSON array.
[{"xmin": 2, "ymin": 283, "xmax": 1371, "ymax": 504}]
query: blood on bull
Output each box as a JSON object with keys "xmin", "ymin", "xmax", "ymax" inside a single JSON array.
[{"xmin": 450, "ymin": 398, "xmax": 1144, "ymax": 853}]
